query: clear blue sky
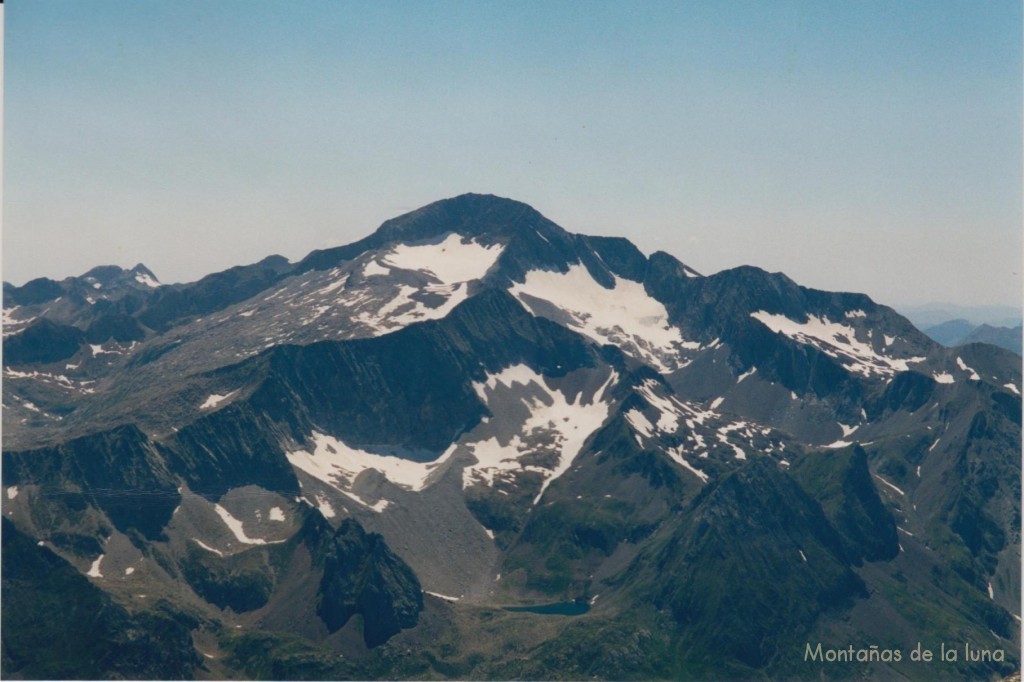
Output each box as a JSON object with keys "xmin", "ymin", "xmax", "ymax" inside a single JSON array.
[{"xmin": 4, "ymin": 1, "xmax": 1021, "ymax": 308}]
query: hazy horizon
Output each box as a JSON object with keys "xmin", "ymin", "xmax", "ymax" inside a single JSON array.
[{"xmin": 4, "ymin": 1, "xmax": 1021, "ymax": 309}]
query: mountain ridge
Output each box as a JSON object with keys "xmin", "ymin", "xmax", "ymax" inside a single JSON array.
[{"xmin": 2, "ymin": 193, "xmax": 1019, "ymax": 680}]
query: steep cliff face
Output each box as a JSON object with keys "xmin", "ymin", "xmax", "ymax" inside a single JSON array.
[
  {"xmin": 302, "ymin": 514, "xmax": 423, "ymax": 647},
  {"xmin": 640, "ymin": 459, "xmax": 867, "ymax": 670},
  {"xmin": 3, "ymin": 319, "xmax": 87, "ymax": 366},
  {"xmin": 791, "ymin": 445, "xmax": 900, "ymax": 564},
  {"xmin": 3, "ymin": 424, "xmax": 180, "ymax": 541}
]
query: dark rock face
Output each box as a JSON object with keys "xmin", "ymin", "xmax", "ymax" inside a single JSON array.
[
  {"xmin": 169, "ymin": 403, "xmax": 302, "ymax": 500},
  {"xmin": 3, "ymin": 425, "xmax": 180, "ymax": 540},
  {"xmin": 85, "ymin": 313, "xmax": 147, "ymax": 344},
  {"xmin": 1, "ymin": 518, "xmax": 200, "ymax": 680},
  {"xmin": 945, "ymin": 400, "xmax": 1020, "ymax": 567},
  {"xmin": 3, "ymin": 277, "xmax": 64, "ymax": 306},
  {"xmin": 3, "ymin": 319, "xmax": 86, "ymax": 366},
  {"xmin": 138, "ymin": 255, "xmax": 293, "ymax": 332},
  {"xmin": 791, "ymin": 445, "xmax": 900, "ymax": 563},
  {"xmin": 870, "ymin": 371, "xmax": 936, "ymax": 416},
  {"xmin": 646, "ymin": 459, "xmax": 867, "ymax": 669},
  {"xmin": 579, "ymin": 235, "xmax": 650, "ymax": 283},
  {"xmin": 180, "ymin": 544, "xmax": 278, "ymax": 613},
  {"xmin": 302, "ymin": 514, "xmax": 423, "ymax": 647}
]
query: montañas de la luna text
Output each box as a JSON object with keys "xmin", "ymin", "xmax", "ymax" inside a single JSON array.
[{"xmin": 804, "ymin": 642, "xmax": 1005, "ymax": 664}]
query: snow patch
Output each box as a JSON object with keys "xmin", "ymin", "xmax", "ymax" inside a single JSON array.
[
  {"xmin": 125, "ymin": 567, "xmax": 135, "ymax": 576},
  {"xmin": 382, "ymin": 233, "xmax": 504, "ymax": 284},
  {"xmin": 362, "ymin": 260, "xmax": 390, "ymax": 277},
  {"xmin": 955, "ymin": 357, "xmax": 981, "ymax": 381},
  {"xmin": 511, "ymin": 264, "xmax": 698, "ymax": 372},
  {"xmin": 4, "ymin": 370, "xmax": 94, "ymax": 398},
  {"xmin": 268, "ymin": 507, "xmax": 285, "ymax": 522},
  {"xmin": 625, "ymin": 410, "xmax": 655, "ymax": 438},
  {"xmin": 193, "ymin": 539, "xmax": 225, "ymax": 557},
  {"xmin": 464, "ymin": 365, "xmax": 617, "ymax": 504},
  {"xmin": 425, "ymin": 591, "xmax": 461, "ymax": 602},
  {"xmin": 288, "ymin": 432, "xmax": 455, "ymax": 493},
  {"xmin": 666, "ymin": 446, "xmax": 709, "ymax": 483},
  {"xmin": 799, "ymin": 550, "xmax": 808, "ymax": 562},
  {"xmin": 988, "ymin": 582, "xmax": 994, "ymax": 600},
  {"xmin": 200, "ymin": 391, "xmax": 238, "ymax": 410},
  {"xmin": 932, "ymin": 372, "xmax": 954, "ymax": 384},
  {"xmin": 6, "ymin": 487, "xmax": 18, "ymax": 500},
  {"xmin": 844, "ymin": 310, "xmax": 866, "ymax": 318},
  {"xmin": 135, "ymin": 272, "xmax": 159, "ymax": 287},
  {"xmin": 311, "ymin": 269, "xmax": 343, "ymax": 294},
  {"xmin": 636, "ymin": 379, "xmax": 685, "ymax": 433},
  {"xmin": 737, "ymin": 366, "xmax": 757, "ymax": 383},
  {"xmin": 90, "ymin": 344, "xmax": 119, "ymax": 356},
  {"xmin": 716, "ymin": 422, "xmax": 748, "ymax": 460},
  {"xmin": 750, "ymin": 311, "xmax": 924, "ymax": 378},
  {"xmin": 1004, "ymin": 382, "xmax": 1020, "ymax": 396},
  {"xmin": 352, "ymin": 282, "xmax": 470, "ymax": 335},
  {"xmin": 87, "ymin": 555, "xmax": 104, "ymax": 578},
  {"xmin": 873, "ymin": 475, "xmax": 906, "ymax": 496},
  {"xmin": 2, "ymin": 305, "xmax": 22, "ymax": 325},
  {"xmin": 339, "ymin": 490, "xmax": 390, "ymax": 513},
  {"xmin": 315, "ymin": 495, "xmax": 336, "ymax": 519},
  {"xmin": 710, "ymin": 397, "xmax": 724, "ymax": 410},
  {"xmin": 214, "ymin": 504, "xmax": 281, "ymax": 545}
]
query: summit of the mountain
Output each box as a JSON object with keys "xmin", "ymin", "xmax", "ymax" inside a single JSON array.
[
  {"xmin": 374, "ymin": 193, "xmax": 558, "ymax": 242},
  {"xmin": 295, "ymin": 193, "xmax": 555, "ymax": 273}
]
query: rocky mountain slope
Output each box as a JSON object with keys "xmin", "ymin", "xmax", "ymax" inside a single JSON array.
[{"xmin": 3, "ymin": 194, "xmax": 1020, "ymax": 680}]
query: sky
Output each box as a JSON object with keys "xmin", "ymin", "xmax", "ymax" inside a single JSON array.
[{"xmin": 4, "ymin": 1, "xmax": 1021, "ymax": 309}]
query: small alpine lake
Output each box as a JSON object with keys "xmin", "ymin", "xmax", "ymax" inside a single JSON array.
[{"xmin": 502, "ymin": 601, "xmax": 590, "ymax": 616}]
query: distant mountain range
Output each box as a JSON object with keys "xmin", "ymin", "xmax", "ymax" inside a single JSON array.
[
  {"xmin": 2, "ymin": 194, "xmax": 1019, "ymax": 680},
  {"xmin": 896, "ymin": 302, "xmax": 1022, "ymax": 330},
  {"xmin": 921, "ymin": 319, "xmax": 1022, "ymax": 356}
]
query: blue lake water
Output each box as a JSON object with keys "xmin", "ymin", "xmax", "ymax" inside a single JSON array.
[{"xmin": 502, "ymin": 601, "xmax": 590, "ymax": 616}]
